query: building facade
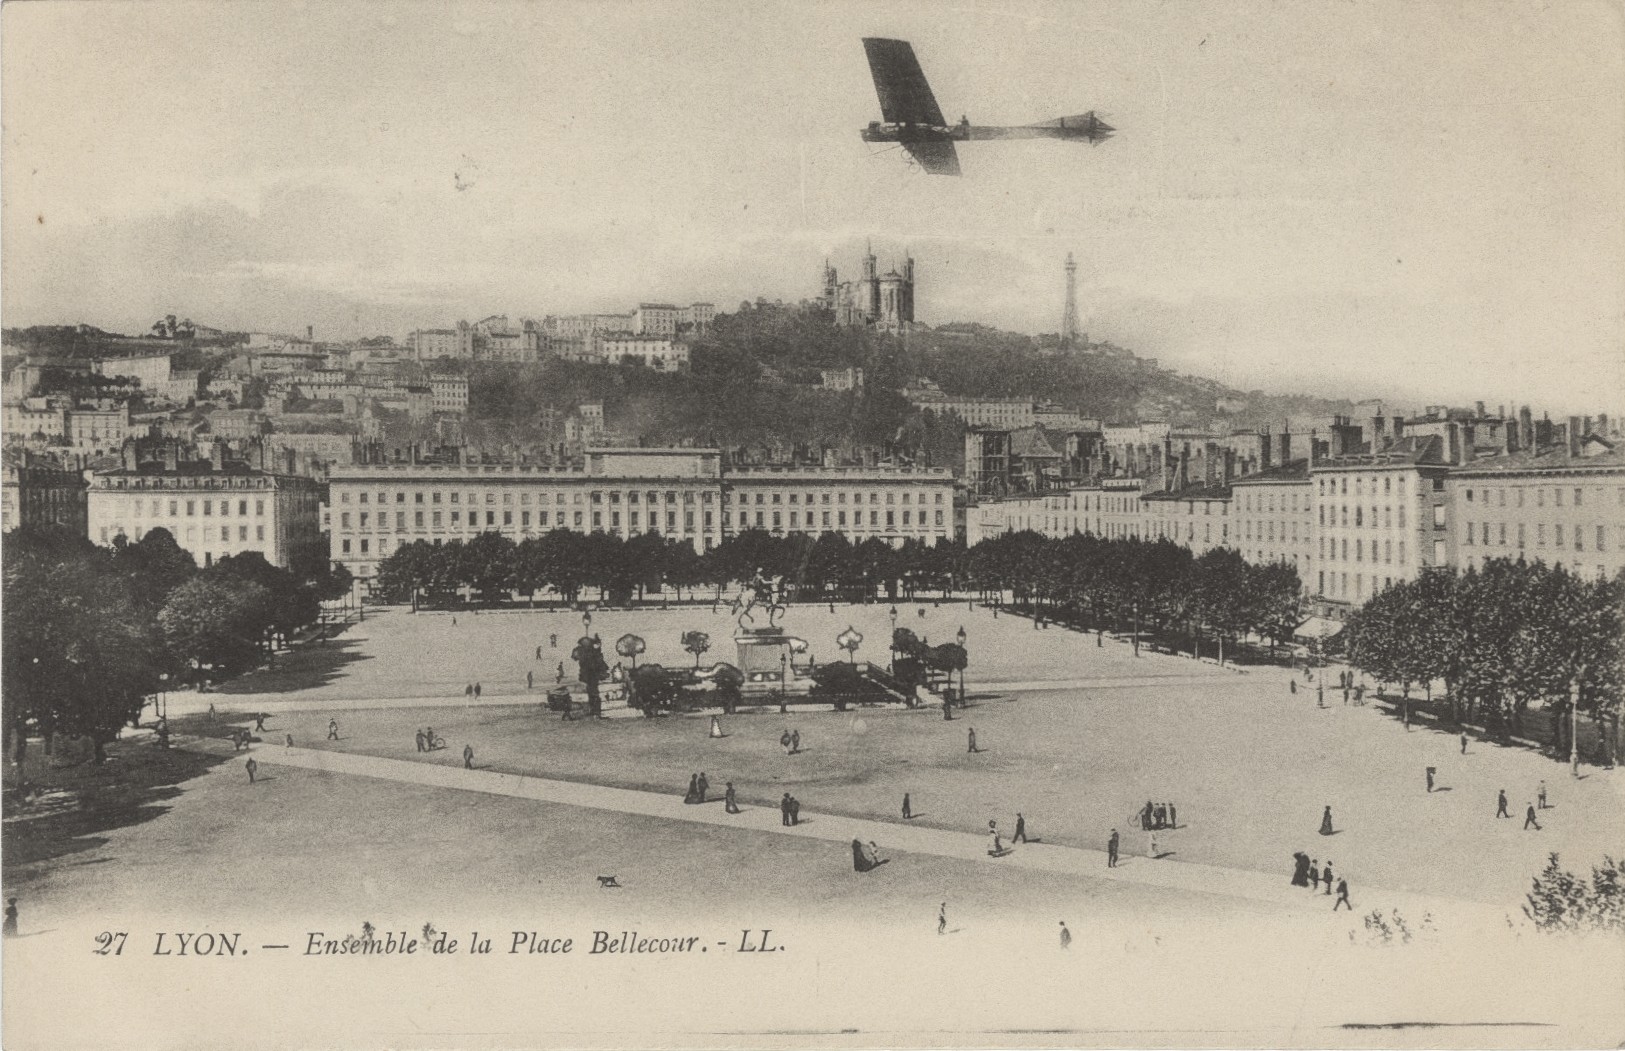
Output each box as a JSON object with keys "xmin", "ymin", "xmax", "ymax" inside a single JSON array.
[
  {"xmin": 2, "ymin": 456, "xmax": 89, "ymax": 534},
  {"xmin": 87, "ymin": 451, "xmax": 325, "ymax": 573}
]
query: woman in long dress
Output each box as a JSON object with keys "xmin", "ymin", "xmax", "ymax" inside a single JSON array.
[
  {"xmin": 852, "ymin": 839, "xmax": 876, "ymax": 872},
  {"xmin": 1319, "ymin": 806, "xmax": 1334, "ymax": 836},
  {"xmin": 683, "ymin": 774, "xmax": 701, "ymax": 804}
]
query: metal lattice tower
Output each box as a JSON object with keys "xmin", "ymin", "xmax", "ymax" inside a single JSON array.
[{"xmin": 1060, "ymin": 253, "xmax": 1080, "ymax": 346}]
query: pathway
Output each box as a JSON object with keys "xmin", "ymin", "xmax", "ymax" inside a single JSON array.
[{"xmin": 193, "ymin": 739, "xmax": 1496, "ymax": 925}]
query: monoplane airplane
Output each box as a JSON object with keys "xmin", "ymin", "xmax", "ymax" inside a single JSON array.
[{"xmin": 860, "ymin": 37, "xmax": 1114, "ymax": 176}]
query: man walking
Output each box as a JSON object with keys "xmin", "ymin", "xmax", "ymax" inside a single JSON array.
[
  {"xmin": 790, "ymin": 730, "xmax": 801, "ymax": 755},
  {"xmin": 1107, "ymin": 828, "xmax": 1120, "ymax": 868},
  {"xmin": 724, "ymin": 782, "xmax": 739, "ymax": 814},
  {"xmin": 938, "ymin": 903, "xmax": 947, "ymax": 935},
  {"xmin": 416, "ymin": 729, "xmax": 426, "ymax": 753},
  {"xmin": 697, "ymin": 772, "xmax": 710, "ymax": 804},
  {"xmin": 780, "ymin": 793, "xmax": 792, "ymax": 827},
  {"xmin": 327, "ymin": 719, "xmax": 339, "ymax": 741},
  {"xmin": 463, "ymin": 744, "xmax": 474, "ymax": 769},
  {"xmin": 967, "ymin": 727, "xmax": 978, "ymax": 753},
  {"xmin": 1322, "ymin": 861, "xmax": 1334, "ymax": 894},
  {"xmin": 1013, "ymin": 813, "xmax": 1027, "ymax": 844},
  {"xmin": 1333, "ymin": 878, "xmax": 1351, "ymax": 911},
  {"xmin": 1524, "ymin": 803, "xmax": 1541, "ymax": 831},
  {"xmin": 1460, "ymin": 731, "xmax": 1469, "ymax": 755},
  {"xmin": 1426, "ymin": 766, "xmax": 1435, "ymax": 793},
  {"xmin": 1496, "ymin": 789, "xmax": 1510, "ymax": 818},
  {"xmin": 902, "ymin": 793, "xmax": 912, "ymax": 820},
  {"xmin": 246, "ymin": 757, "xmax": 258, "ymax": 784},
  {"xmin": 473, "ymin": 682, "xmax": 481, "ymax": 699},
  {"xmin": 1059, "ymin": 921, "xmax": 1071, "ymax": 950},
  {"xmin": 527, "ymin": 671, "xmax": 534, "ymax": 690},
  {"xmin": 1537, "ymin": 780, "xmax": 1548, "ymax": 809},
  {"xmin": 255, "ymin": 712, "xmax": 266, "ymax": 732}
]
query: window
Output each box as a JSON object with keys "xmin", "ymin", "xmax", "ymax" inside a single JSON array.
[
  {"xmin": 342, "ymin": 539, "xmax": 352, "ymax": 554},
  {"xmin": 256, "ymin": 525, "xmax": 265, "ymax": 541},
  {"xmin": 415, "ymin": 511, "xmax": 424, "ymax": 527}
]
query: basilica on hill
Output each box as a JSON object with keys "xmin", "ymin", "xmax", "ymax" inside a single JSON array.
[{"xmin": 820, "ymin": 243, "xmax": 916, "ymax": 330}]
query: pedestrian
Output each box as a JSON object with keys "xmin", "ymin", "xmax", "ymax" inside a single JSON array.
[
  {"xmin": 780, "ymin": 729, "xmax": 792, "ymax": 756},
  {"xmin": 1168, "ymin": 803, "xmax": 1178, "ymax": 829},
  {"xmin": 1059, "ymin": 921, "xmax": 1071, "ymax": 950},
  {"xmin": 463, "ymin": 744, "xmax": 474, "ymax": 769},
  {"xmin": 829, "ymin": 603, "xmax": 835, "ymax": 614},
  {"xmin": 474, "ymin": 682, "xmax": 481, "ymax": 699},
  {"xmin": 1342, "ymin": 687, "xmax": 1350, "ymax": 705},
  {"xmin": 1153, "ymin": 803, "xmax": 1167, "ymax": 829},
  {"xmin": 465, "ymin": 683, "xmax": 474, "ymax": 697},
  {"xmin": 790, "ymin": 729, "xmax": 800, "ymax": 755},
  {"xmin": 1496, "ymin": 789, "xmax": 1510, "ymax": 818},
  {"xmin": 902, "ymin": 792, "xmax": 912, "ymax": 820},
  {"xmin": 327, "ymin": 719, "xmax": 339, "ymax": 741},
  {"xmin": 1426, "ymin": 766, "xmax": 1436, "ymax": 793},
  {"xmin": 557, "ymin": 662, "xmax": 564, "ymax": 683},
  {"xmin": 1308, "ymin": 858, "xmax": 1320, "ymax": 889},
  {"xmin": 1107, "ymin": 829, "xmax": 1120, "ymax": 867},
  {"xmin": 1290, "ymin": 679, "xmax": 1297, "ymax": 695},
  {"xmin": 1013, "ymin": 813, "xmax": 1027, "ymax": 844},
  {"xmin": 1322, "ymin": 861, "xmax": 1334, "ymax": 894},
  {"xmin": 1333, "ymin": 878, "xmax": 1351, "ymax": 911},
  {"xmin": 789, "ymin": 796, "xmax": 800, "ymax": 826},
  {"xmin": 1537, "ymin": 780, "xmax": 1548, "ymax": 809},
  {"xmin": 1141, "ymin": 801, "xmax": 1154, "ymax": 829},
  {"xmin": 1317, "ymin": 683, "xmax": 1325, "ymax": 707},
  {"xmin": 990, "ymin": 824, "xmax": 1004, "ymax": 856},
  {"xmin": 246, "ymin": 757, "xmax": 258, "ymax": 784},
  {"xmin": 967, "ymin": 727, "xmax": 978, "ymax": 753},
  {"xmin": 780, "ymin": 793, "xmax": 792, "ymax": 826},
  {"xmin": 1524, "ymin": 803, "xmax": 1541, "ymax": 831},
  {"xmin": 684, "ymin": 774, "xmax": 700, "ymax": 803},
  {"xmin": 1147, "ymin": 829, "xmax": 1159, "ymax": 859},
  {"xmin": 725, "ymin": 782, "xmax": 739, "ymax": 814},
  {"xmin": 938, "ymin": 903, "xmax": 947, "ymax": 935},
  {"xmin": 942, "ymin": 699, "xmax": 953, "ymax": 721},
  {"xmin": 255, "ymin": 712, "xmax": 266, "ymax": 732},
  {"xmin": 416, "ymin": 729, "xmax": 426, "ymax": 753},
  {"xmin": 285, "ymin": 733, "xmax": 294, "ymax": 747},
  {"xmin": 208, "ymin": 703, "xmax": 216, "ymax": 717},
  {"xmin": 697, "ymin": 772, "xmax": 710, "ymax": 803},
  {"xmin": 3, "ymin": 898, "xmax": 17, "ymax": 937},
  {"xmin": 425, "ymin": 727, "xmax": 436, "ymax": 750},
  {"xmin": 537, "ymin": 645, "xmax": 542, "ymax": 659},
  {"xmin": 527, "ymin": 671, "xmax": 534, "ymax": 690},
  {"xmin": 1319, "ymin": 805, "xmax": 1334, "ymax": 835},
  {"xmin": 550, "ymin": 633, "xmax": 558, "ymax": 648},
  {"xmin": 1460, "ymin": 731, "xmax": 1468, "ymax": 755}
]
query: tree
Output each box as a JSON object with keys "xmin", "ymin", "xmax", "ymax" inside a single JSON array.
[
  {"xmin": 462, "ymin": 531, "xmax": 518, "ymax": 605},
  {"xmin": 3, "ymin": 551, "xmax": 159, "ymax": 763},
  {"xmin": 158, "ymin": 577, "xmax": 270, "ymax": 681},
  {"xmin": 374, "ymin": 540, "xmax": 437, "ymax": 610},
  {"xmin": 681, "ymin": 630, "xmax": 712, "ymax": 668}
]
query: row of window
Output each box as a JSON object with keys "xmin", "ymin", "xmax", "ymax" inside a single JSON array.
[
  {"xmin": 1318, "ymin": 474, "xmax": 1404, "ymax": 497},
  {"xmin": 1241, "ymin": 520, "xmax": 1303, "ymax": 543},
  {"xmin": 735, "ymin": 509, "xmax": 945, "ymax": 529},
  {"xmin": 1320, "ymin": 537, "xmax": 1408, "ymax": 566},
  {"xmin": 1238, "ymin": 490, "xmax": 1306, "ymax": 513},
  {"xmin": 1461, "ymin": 521, "xmax": 1611, "ymax": 552},
  {"xmin": 340, "ymin": 508, "xmax": 713, "ymax": 533},
  {"xmin": 101, "ymin": 524, "xmax": 266, "ymax": 544},
  {"xmin": 1318, "ymin": 504, "xmax": 1411, "ymax": 530},
  {"xmin": 120, "ymin": 498, "xmax": 268, "ymax": 518},
  {"xmin": 336, "ymin": 487, "xmax": 951, "ymax": 508},
  {"xmin": 1462, "ymin": 485, "xmax": 1609, "ymax": 508}
]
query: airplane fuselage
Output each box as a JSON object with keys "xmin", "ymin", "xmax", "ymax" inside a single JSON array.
[{"xmin": 861, "ymin": 119, "xmax": 1110, "ymax": 144}]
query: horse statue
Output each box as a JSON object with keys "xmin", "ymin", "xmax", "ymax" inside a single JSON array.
[{"xmin": 732, "ymin": 567, "xmax": 786, "ymax": 629}]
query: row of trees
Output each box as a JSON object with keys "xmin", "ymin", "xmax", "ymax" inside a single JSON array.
[
  {"xmin": 1343, "ymin": 558, "xmax": 1622, "ymax": 752},
  {"xmin": 958, "ymin": 531, "xmax": 1305, "ymax": 660},
  {"xmin": 371, "ymin": 529, "xmax": 968, "ymax": 608},
  {"xmin": 2, "ymin": 526, "xmax": 350, "ymax": 762}
]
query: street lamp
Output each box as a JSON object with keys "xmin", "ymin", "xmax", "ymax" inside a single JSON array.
[
  {"xmin": 1132, "ymin": 601, "xmax": 1140, "ymax": 658},
  {"xmin": 889, "ymin": 605, "xmax": 898, "ymax": 671},
  {"xmin": 956, "ymin": 625, "xmax": 967, "ymax": 702},
  {"xmin": 1570, "ymin": 676, "xmax": 1582, "ymax": 779},
  {"xmin": 582, "ymin": 610, "xmax": 592, "ymax": 638}
]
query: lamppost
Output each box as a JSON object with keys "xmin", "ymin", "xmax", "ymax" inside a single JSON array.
[
  {"xmin": 889, "ymin": 605, "xmax": 898, "ymax": 671},
  {"xmin": 780, "ymin": 651, "xmax": 790, "ymax": 714},
  {"xmin": 1132, "ymin": 601, "xmax": 1141, "ymax": 658},
  {"xmin": 582, "ymin": 610, "xmax": 592, "ymax": 639},
  {"xmin": 1570, "ymin": 675, "xmax": 1582, "ymax": 779},
  {"xmin": 956, "ymin": 625, "xmax": 967, "ymax": 702}
]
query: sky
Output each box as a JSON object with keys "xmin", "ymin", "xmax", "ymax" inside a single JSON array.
[{"xmin": 3, "ymin": 0, "xmax": 1622, "ymax": 411}]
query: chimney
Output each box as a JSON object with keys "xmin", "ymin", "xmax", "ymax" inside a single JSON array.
[
  {"xmin": 1505, "ymin": 420, "xmax": 1519, "ymax": 455},
  {"xmin": 306, "ymin": 325, "xmax": 314, "ymax": 341},
  {"xmin": 1583, "ymin": 415, "xmax": 1593, "ymax": 440},
  {"xmin": 1535, "ymin": 412, "xmax": 1553, "ymax": 450},
  {"xmin": 1259, "ymin": 429, "xmax": 1273, "ymax": 471},
  {"xmin": 1475, "ymin": 400, "xmax": 1486, "ymax": 418},
  {"xmin": 1461, "ymin": 423, "xmax": 1475, "ymax": 464},
  {"xmin": 1568, "ymin": 415, "xmax": 1583, "ymax": 458},
  {"xmin": 1278, "ymin": 429, "xmax": 1293, "ymax": 464},
  {"xmin": 1222, "ymin": 448, "xmax": 1235, "ymax": 487},
  {"xmin": 1369, "ymin": 414, "xmax": 1386, "ymax": 453},
  {"xmin": 1519, "ymin": 405, "xmax": 1534, "ymax": 451},
  {"xmin": 1391, "ymin": 415, "xmax": 1405, "ymax": 443},
  {"xmin": 1177, "ymin": 448, "xmax": 1190, "ymax": 491},
  {"xmin": 1598, "ymin": 413, "xmax": 1610, "ymax": 437},
  {"xmin": 1444, "ymin": 421, "xmax": 1461, "ymax": 465},
  {"xmin": 1308, "ymin": 428, "xmax": 1319, "ymax": 467}
]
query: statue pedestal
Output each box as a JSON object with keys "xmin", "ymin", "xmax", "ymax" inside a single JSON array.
[{"xmin": 735, "ymin": 627, "xmax": 807, "ymax": 699}]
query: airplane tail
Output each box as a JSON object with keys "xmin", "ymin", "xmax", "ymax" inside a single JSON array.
[{"xmin": 1027, "ymin": 112, "xmax": 1114, "ymax": 142}]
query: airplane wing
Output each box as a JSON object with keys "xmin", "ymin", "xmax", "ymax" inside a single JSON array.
[
  {"xmin": 902, "ymin": 139, "xmax": 962, "ymax": 176},
  {"xmin": 862, "ymin": 38, "xmax": 948, "ymax": 127}
]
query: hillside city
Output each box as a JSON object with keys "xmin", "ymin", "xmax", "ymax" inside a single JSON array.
[{"xmin": 5, "ymin": 246, "xmax": 1621, "ymax": 623}]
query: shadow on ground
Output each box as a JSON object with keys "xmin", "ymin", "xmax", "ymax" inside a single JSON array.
[
  {"xmin": 2, "ymin": 730, "xmax": 236, "ymax": 884},
  {"xmin": 212, "ymin": 631, "xmax": 371, "ymax": 696}
]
